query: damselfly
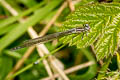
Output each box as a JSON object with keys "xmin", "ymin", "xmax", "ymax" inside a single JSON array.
[{"xmin": 11, "ymin": 24, "xmax": 90, "ymax": 51}]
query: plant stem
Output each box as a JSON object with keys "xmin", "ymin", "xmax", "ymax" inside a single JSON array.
[{"xmin": 7, "ymin": 44, "xmax": 66, "ymax": 80}]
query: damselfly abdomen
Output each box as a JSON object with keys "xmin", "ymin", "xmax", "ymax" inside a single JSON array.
[{"xmin": 11, "ymin": 24, "xmax": 90, "ymax": 51}]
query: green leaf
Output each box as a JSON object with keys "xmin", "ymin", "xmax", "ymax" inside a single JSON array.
[
  {"xmin": 0, "ymin": 23, "xmax": 18, "ymax": 35},
  {"xmin": 95, "ymin": 14, "xmax": 120, "ymax": 60},
  {"xmin": 97, "ymin": 57, "xmax": 112, "ymax": 79},
  {"xmin": 0, "ymin": 56, "xmax": 13, "ymax": 80},
  {"xmin": 60, "ymin": 3, "xmax": 120, "ymax": 60},
  {"xmin": 0, "ymin": 1, "xmax": 45, "ymax": 29},
  {"xmin": 113, "ymin": 0, "xmax": 120, "ymax": 2},
  {"xmin": 17, "ymin": 0, "xmax": 38, "ymax": 8},
  {"xmin": 98, "ymin": 70, "xmax": 120, "ymax": 80},
  {"xmin": 4, "ymin": 50, "xmax": 22, "ymax": 59}
]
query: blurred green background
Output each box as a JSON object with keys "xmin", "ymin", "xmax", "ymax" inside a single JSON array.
[{"xmin": 0, "ymin": 0, "xmax": 120, "ymax": 80}]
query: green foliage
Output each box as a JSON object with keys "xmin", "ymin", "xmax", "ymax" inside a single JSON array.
[
  {"xmin": 60, "ymin": 3, "xmax": 120, "ymax": 60},
  {"xmin": 113, "ymin": 0, "xmax": 120, "ymax": 2},
  {"xmin": 0, "ymin": 56, "xmax": 13, "ymax": 80},
  {"xmin": 17, "ymin": 0, "xmax": 38, "ymax": 8},
  {"xmin": 116, "ymin": 52, "xmax": 120, "ymax": 70},
  {"xmin": 97, "ymin": 57, "xmax": 112, "ymax": 79},
  {"xmin": 19, "ymin": 63, "xmax": 48, "ymax": 80},
  {"xmin": 0, "ymin": 23, "xmax": 18, "ymax": 35},
  {"xmin": 0, "ymin": 0, "xmax": 120, "ymax": 80},
  {"xmin": 69, "ymin": 48, "xmax": 97, "ymax": 80},
  {"xmin": 0, "ymin": 1, "xmax": 45, "ymax": 29},
  {"xmin": 98, "ymin": 70, "xmax": 120, "ymax": 80},
  {"xmin": 0, "ymin": 0, "xmax": 63, "ymax": 52}
]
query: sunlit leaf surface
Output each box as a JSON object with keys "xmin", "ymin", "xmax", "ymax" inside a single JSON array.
[{"xmin": 60, "ymin": 3, "xmax": 120, "ymax": 60}]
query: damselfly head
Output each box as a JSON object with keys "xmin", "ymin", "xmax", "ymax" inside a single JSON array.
[{"xmin": 84, "ymin": 24, "xmax": 90, "ymax": 31}]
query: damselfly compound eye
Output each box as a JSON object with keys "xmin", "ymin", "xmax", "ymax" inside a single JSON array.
[{"xmin": 84, "ymin": 24, "xmax": 90, "ymax": 31}]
